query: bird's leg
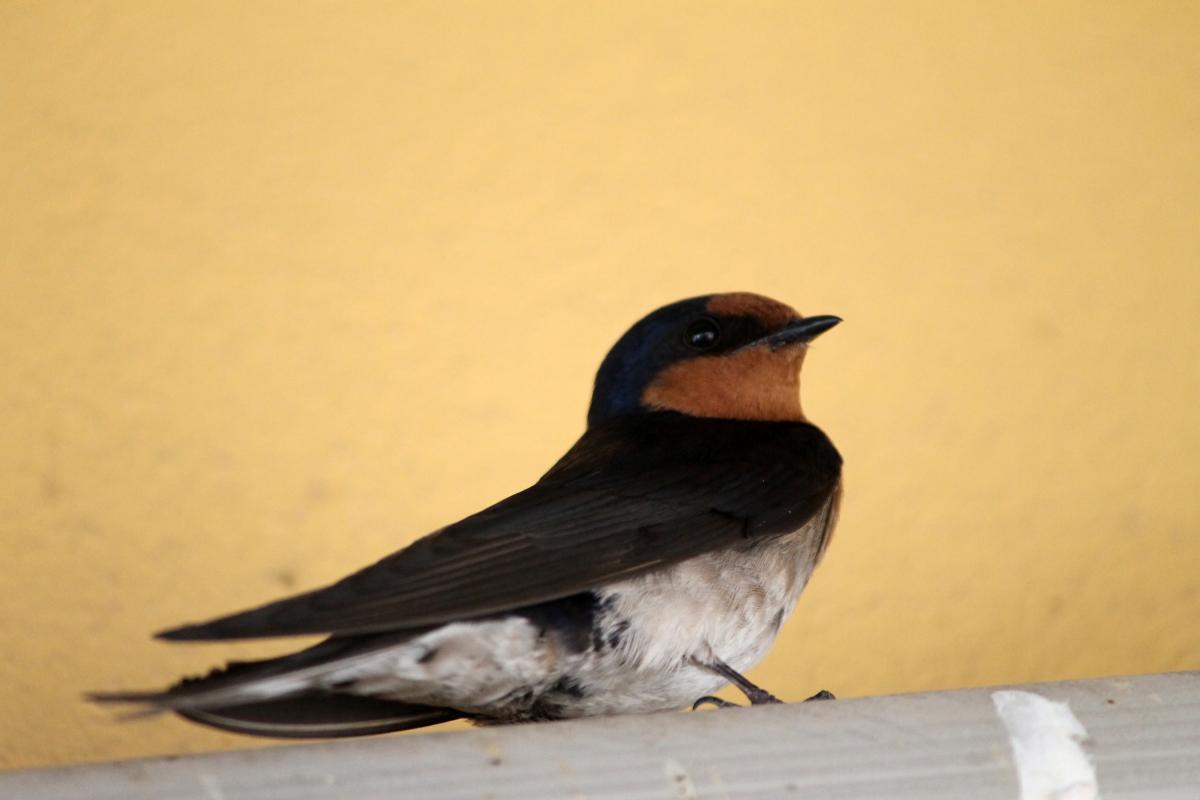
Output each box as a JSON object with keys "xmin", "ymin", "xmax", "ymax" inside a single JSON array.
[
  {"xmin": 707, "ymin": 658, "xmax": 782, "ymax": 704},
  {"xmin": 689, "ymin": 657, "xmax": 780, "ymax": 708},
  {"xmin": 689, "ymin": 657, "xmax": 836, "ymax": 710}
]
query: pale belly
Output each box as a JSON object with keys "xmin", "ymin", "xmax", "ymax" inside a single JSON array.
[
  {"xmin": 547, "ymin": 527, "xmax": 825, "ymax": 717},
  {"xmin": 327, "ymin": 526, "xmax": 825, "ymax": 720}
]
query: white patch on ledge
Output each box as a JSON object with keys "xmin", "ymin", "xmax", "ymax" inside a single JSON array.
[{"xmin": 992, "ymin": 690, "xmax": 1100, "ymax": 800}]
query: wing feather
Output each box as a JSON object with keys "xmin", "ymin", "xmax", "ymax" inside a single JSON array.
[{"xmin": 159, "ymin": 414, "xmax": 840, "ymax": 641}]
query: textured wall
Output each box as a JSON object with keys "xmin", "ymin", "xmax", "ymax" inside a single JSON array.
[{"xmin": 2, "ymin": 2, "xmax": 1197, "ymax": 769}]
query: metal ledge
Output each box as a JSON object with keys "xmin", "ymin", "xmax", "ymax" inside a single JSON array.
[{"xmin": 4, "ymin": 672, "xmax": 1198, "ymax": 799}]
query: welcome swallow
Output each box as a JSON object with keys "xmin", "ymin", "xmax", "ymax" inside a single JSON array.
[{"xmin": 93, "ymin": 292, "xmax": 842, "ymax": 737}]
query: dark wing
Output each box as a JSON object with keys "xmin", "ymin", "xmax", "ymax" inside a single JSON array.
[{"xmin": 159, "ymin": 413, "xmax": 841, "ymax": 641}]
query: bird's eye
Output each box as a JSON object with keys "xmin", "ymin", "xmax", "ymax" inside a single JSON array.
[{"xmin": 684, "ymin": 317, "xmax": 721, "ymax": 350}]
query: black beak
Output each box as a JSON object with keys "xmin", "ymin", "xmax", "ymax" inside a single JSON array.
[{"xmin": 750, "ymin": 315, "xmax": 842, "ymax": 349}]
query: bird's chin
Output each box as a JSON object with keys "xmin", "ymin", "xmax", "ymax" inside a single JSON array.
[
  {"xmin": 769, "ymin": 341, "xmax": 810, "ymax": 363},
  {"xmin": 736, "ymin": 340, "xmax": 806, "ymax": 359}
]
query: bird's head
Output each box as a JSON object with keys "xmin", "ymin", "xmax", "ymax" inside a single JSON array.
[{"xmin": 588, "ymin": 292, "xmax": 840, "ymax": 427}]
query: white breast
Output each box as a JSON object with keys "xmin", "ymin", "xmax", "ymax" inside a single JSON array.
[
  {"xmin": 613, "ymin": 528, "xmax": 820, "ymax": 670},
  {"xmin": 557, "ymin": 523, "xmax": 826, "ymax": 716}
]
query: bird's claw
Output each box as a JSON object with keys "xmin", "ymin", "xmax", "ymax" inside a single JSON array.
[
  {"xmin": 805, "ymin": 689, "xmax": 835, "ymax": 702},
  {"xmin": 692, "ymin": 695, "xmax": 738, "ymax": 710}
]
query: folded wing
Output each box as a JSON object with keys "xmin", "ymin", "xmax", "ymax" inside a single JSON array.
[{"xmin": 159, "ymin": 414, "xmax": 841, "ymax": 641}]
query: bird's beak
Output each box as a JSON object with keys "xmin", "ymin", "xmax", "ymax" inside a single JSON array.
[{"xmin": 745, "ymin": 315, "xmax": 842, "ymax": 350}]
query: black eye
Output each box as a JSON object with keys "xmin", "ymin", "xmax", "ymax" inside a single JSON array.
[{"xmin": 684, "ymin": 317, "xmax": 722, "ymax": 350}]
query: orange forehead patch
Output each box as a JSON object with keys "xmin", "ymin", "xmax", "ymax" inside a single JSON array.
[
  {"xmin": 641, "ymin": 345, "xmax": 808, "ymax": 422},
  {"xmin": 706, "ymin": 293, "xmax": 798, "ymax": 329}
]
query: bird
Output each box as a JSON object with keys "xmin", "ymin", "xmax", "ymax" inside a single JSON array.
[{"xmin": 91, "ymin": 292, "xmax": 843, "ymax": 738}]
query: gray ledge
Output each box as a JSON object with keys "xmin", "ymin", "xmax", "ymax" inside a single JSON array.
[{"xmin": 4, "ymin": 672, "xmax": 1198, "ymax": 799}]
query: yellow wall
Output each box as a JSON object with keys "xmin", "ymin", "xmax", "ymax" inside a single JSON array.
[{"xmin": 2, "ymin": 1, "xmax": 1198, "ymax": 770}]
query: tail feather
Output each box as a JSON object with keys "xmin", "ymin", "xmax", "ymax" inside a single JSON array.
[
  {"xmin": 176, "ymin": 693, "xmax": 463, "ymax": 739},
  {"xmin": 90, "ymin": 631, "xmax": 462, "ymax": 738}
]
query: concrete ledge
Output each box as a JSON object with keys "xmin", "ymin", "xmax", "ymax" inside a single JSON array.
[{"xmin": 4, "ymin": 672, "xmax": 1198, "ymax": 799}]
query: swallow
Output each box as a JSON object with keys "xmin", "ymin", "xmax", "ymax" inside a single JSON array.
[{"xmin": 92, "ymin": 292, "xmax": 842, "ymax": 738}]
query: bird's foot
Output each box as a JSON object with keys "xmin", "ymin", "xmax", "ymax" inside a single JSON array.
[
  {"xmin": 694, "ymin": 690, "xmax": 780, "ymax": 708},
  {"xmin": 689, "ymin": 656, "xmax": 782, "ymax": 707},
  {"xmin": 742, "ymin": 686, "xmax": 783, "ymax": 705},
  {"xmin": 693, "ymin": 689, "xmax": 832, "ymax": 710},
  {"xmin": 692, "ymin": 695, "xmax": 738, "ymax": 710},
  {"xmin": 690, "ymin": 656, "xmax": 837, "ymax": 709}
]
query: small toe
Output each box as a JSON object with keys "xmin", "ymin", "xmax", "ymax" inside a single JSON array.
[{"xmin": 692, "ymin": 695, "xmax": 739, "ymax": 710}]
